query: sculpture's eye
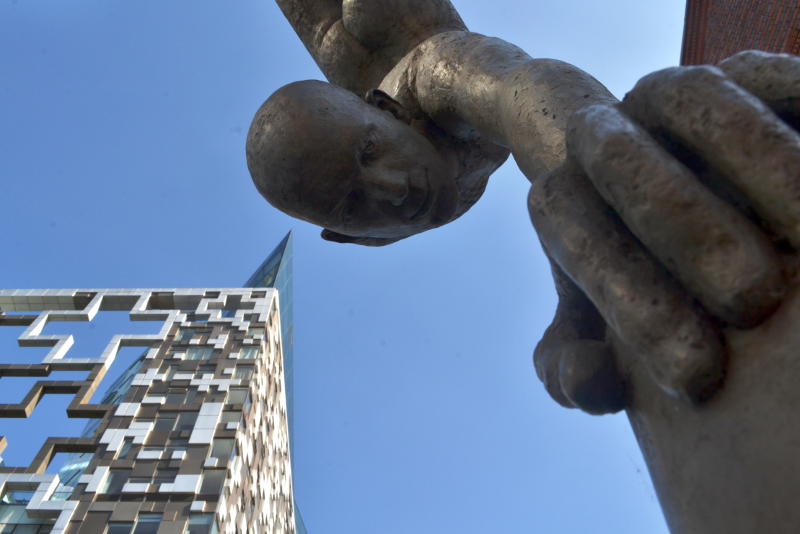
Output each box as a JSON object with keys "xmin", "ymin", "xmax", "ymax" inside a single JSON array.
[{"xmin": 360, "ymin": 139, "xmax": 377, "ymax": 165}]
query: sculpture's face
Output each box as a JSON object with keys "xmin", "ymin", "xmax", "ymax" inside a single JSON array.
[{"xmin": 246, "ymin": 81, "xmax": 459, "ymax": 243}]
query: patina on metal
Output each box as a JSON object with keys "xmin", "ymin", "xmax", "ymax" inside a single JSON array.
[{"xmin": 247, "ymin": 2, "xmax": 800, "ymax": 532}]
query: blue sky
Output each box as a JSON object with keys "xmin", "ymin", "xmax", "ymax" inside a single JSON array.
[{"xmin": 0, "ymin": 1, "xmax": 686, "ymax": 532}]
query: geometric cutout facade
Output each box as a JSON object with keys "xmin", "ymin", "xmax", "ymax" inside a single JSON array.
[{"xmin": 0, "ymin": 288, "xmax": 296, "ymax": 534}]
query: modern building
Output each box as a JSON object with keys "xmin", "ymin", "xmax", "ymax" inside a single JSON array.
[
  {"xmin": 0, "ymin": 236, "xmax": 305, "ymax": 534},
  {"xmin": 682, "ymin": 0, "xmax": 800, "ymax": 64}
]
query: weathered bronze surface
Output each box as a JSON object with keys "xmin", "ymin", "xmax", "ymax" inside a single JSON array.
[{"xmin": 249, "ymin": 2, "xmax": 800, "ymax": 531}]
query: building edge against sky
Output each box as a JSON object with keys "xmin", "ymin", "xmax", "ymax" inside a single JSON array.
[
  {"xmin": 0, "ymin": 234, "xmax": 306, "ymax": 534},
  {"xmin": 59, "ymin": 232, "xmax": 307, "ymax": 533},
  {"xmin": 241, "ymin": 232, "xmax": 308, "ymax": 534}
]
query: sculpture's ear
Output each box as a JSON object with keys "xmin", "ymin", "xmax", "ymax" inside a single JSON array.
[
  {"xmin": 365, "ymin": 89, "xmax": 413, "ymax": 123},
  {"xmin": 321, "ymin": 228, "xmax": 404, "ymax": 247}
]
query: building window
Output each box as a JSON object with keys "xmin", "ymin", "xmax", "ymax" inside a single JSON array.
[
  {"xmin": 132, "ymin": 514, "xmax": 162, "ymax": 534},
  {"xmin": 209, "ymin": 439, "xmax": 235, "ymax": 462},
  {"xmin": 166, "ymin": 388, "xmax": 197, "ymax": 405},
  {"xmin": 176, "ymin": 412, "xmax": 198, "ymax": 431},
  {"xmin": 174, "ymin": 328, "xmax": 196, "ymax": 342},
  {"xmin": 107, "ymin": 523, "xmax": 133, "ymax": 534},
  {"xmin": 199, "ymin": 470, "xmax": 226, "ymax": 495},
  {"xmin": 164, "ymin": 444, "xmax": 187, "ymax": 457},
  {"xmin": 226, "ymin": 388, "xmax": 248, "ymax": 405},
  {"xmin": 247, "ymin": 327, "xmax": 265, "ymax": 339},
  {"xmin": 0, "ymin": 525, "xmax": 55, "ymax": 534},
  {"xmin": 117, "ymin": 438, "xmax": 135, "ymax": 459},
  {"xmin": 238, "ymin": 347, "xmax": 259, "ymax": 360},
  {"xmin": 99, "ymin": 469, "xmax": 130, "ymax": 494},
  {"xmin": 165, "ymin": 365, "xmax": 179, "ymax": 380},
  {"xmin": 186, "ymin": 348, "xmax": 212, "ymax": 360},
  {"xmin": 184, "ymin": 514, "xmax": 216, "ymax": 534},
  {"xmin": 153, "ymin": 413, "xmax": 177, "ymax": 432},
  {"xmin": 1, "ymin": 488, "xmax": 35, "ymax": 504},
  {"xmin": 219, "ymin": 411, "xmax": 241, "ymax": 424},
  {"xmin": 166, "ymin": 389, "xmax": 181, "ymax": 403},
  {"xmin": 153, "ymin": 469, "xmax": 178, "ymax": 484},
  {"xmin": 2, "ymin": 525, "xmax": 56, "ymax": 534},
  {"xmin": 234, "ymin": 366, "xmax": 254, "ymax": 380}
]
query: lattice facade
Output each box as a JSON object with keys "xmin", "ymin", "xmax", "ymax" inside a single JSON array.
[{"xmin": 0, "ymin": 288, "xmax": 296, "ymax": 534}]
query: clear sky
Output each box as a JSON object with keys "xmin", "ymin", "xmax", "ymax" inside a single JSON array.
[{"xmin": 0, "ymin": 1, "xmax": 686, "ymax": 532}]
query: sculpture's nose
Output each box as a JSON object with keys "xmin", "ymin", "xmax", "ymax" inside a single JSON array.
[{"xmin": 363, "ymin": 169, "xmax": 409, "ymax": 207}]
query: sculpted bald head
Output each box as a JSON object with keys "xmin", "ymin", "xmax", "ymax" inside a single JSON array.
[{"xmin": 246, "ymin": 80, "xmax": 460, "ymax": 245}]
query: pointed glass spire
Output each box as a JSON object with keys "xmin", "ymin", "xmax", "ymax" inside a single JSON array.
[
  {"xmin": 243, "ymin": 231, "xmax": 306, "ymax": 534},
  {"xmin": 243, "ymin": 231, "xmax": 294, "ymax": 441}
]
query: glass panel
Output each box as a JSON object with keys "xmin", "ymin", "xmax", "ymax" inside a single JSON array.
[
  {"xmin": 186, "ymin": 348, "xmax": 212, "ymax": 360},
  {"xmin": 153, "ymin": 469, "xmax": 177, "ymax": 483},
  {"xmin": 234, "ymin": 366, "xmax": 253, "ymax": 380},
  {"xmin": 210, "ymin": 439, "xmax": 234, "ymax": 461},
  {"xmin": 239, "ymin": 348, "xmax": 258, "ymax": 360},
  {"xmin": 199, "ymin": 471, "xmax": 225, "ymax": 495},
  {"xmin": 100, "ymin": 469, "xmax": 130, "ymax": 494},
  {"xmin": 166, "ymin": 388, "xmax": 198, "ymax": 404},
  {"xmin": 174, "ymin": 328, "xmax": 195, "ymax": 342},
  {"xmin": 165, "ymin": 391, "xmax": 183, "ymax": 404},
  {"xmin": 165, "ymin": 365, "xmax": 179, "ymax": 380},
  {"xmin": 176, "ymin": 412, "xmax": 197, "ymax": 431},
  {"xmin": 132, "ymin": 514, "xmax": 161, "ymax": 534},
  {"xmin": 117, "ymin": 438, "xmax": 134, "ymax": 459},
  {"xmin": 153, "ymin": 413, "xmax": 177, "ymax": 432},
  {"xmin": 0, "ymin": 504, "xmax": 29, "ymax": 524},
  {"xmin": 185, "ymin": 514, "xmax": 214, "ymax": 534},
  {"xmin": 226, "ymin": 388, "xmax": 247, "ymax": 405},
  {"xmin": 1, "ymin": 489, "xmax": 34, "ymax": 504},
  {"xmin": 219, "ymin": 411, "xmax": 241, "ymax": 424},
  {"xmin": 164, "ymin": 444, "xmax": 187, "ymax": 456},
  {"xmin": 106, "ymin": 523, "xmax": 133, "ymax": 534}
]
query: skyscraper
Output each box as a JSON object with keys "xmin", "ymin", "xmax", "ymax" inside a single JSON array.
[
  {"xmin": 0, "ymin": 236, "xmax": 304, "ymax": 534},
  {"xmin": 681, "ymin": 0, "xmax": 800, "ymax": 64}
]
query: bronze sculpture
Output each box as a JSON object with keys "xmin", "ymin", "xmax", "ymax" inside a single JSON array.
[{"xmin": 247, "ymin": 1, "xmax": 800, "ymax": 531}]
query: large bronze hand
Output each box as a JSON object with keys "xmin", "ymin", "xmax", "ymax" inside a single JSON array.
[{"xmin": 531, "ymin": 51, "xmax": 800, "ymax": 414}]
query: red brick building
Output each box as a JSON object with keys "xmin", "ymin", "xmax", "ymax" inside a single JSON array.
[{"xmin": 681, "ymin": 0, "xmax": 800, "ymax": 64}]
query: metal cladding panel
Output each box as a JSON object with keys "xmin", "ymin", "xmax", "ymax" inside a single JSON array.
[{"xmin": 0, "ymin": 288, "xmax": 296, "ymax": 534}]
